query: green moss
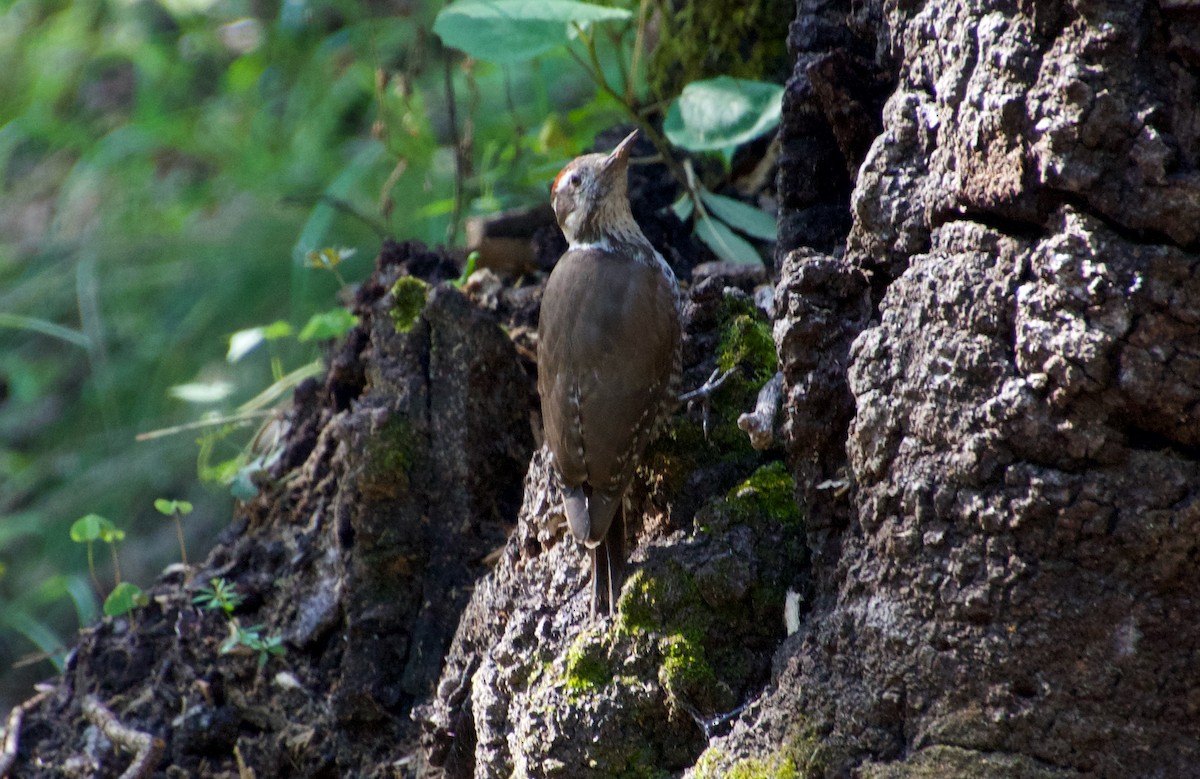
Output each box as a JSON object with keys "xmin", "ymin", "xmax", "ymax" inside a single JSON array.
[
  {"xmin": 642, "ymin": 294, "xmax": 779, "ymax": 496},
  {"xmin": 692, "ymin": 723, "xmax": 823, "ymax": 779},
  {"xmin": 362, "ymin": 414, "xmax": 420, "ymax": 495},
  {"xmin": 617, "ymin": 563, "xmax": 707, "ymax": 639},
  {"xmin": 622, "ymin": 748, "xmax": 674, "ymax": 779},
  {"xmin": 389, "ymin": 276, "xmax": 429, "ymax": 333},
  {"xmin": 618, "ymin": 569, "xmax": 665, "ymax": 635},
  {"xmin": 564, "ymin": 629, "xmax": 613, "ymax": 694},
  {"xmin": 717, "ymin": 310, "xmax": 776, "ymax": 386},
  {"xmin": 615, "ymin": 565, "xmax": 733, "ymax": 711},
  {"xmin": 659, "ymin": 630, "xmax": 716, "ymax": 698},
  {"xmin": 726, "ymin": 461, "xmax": 802, "ymax": 527},
  {"xmin": 643, "ymin": 0, "xmax": 793, "ymax": 100}
]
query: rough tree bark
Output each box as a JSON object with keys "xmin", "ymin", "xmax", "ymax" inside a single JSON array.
[
  {"xmin": 7, "ymin": 1, "xmax": 1200, "ymax": 778},
  {"xmin": 695, "ymin": 1, "xmax": 1200, "ymax": 777}
]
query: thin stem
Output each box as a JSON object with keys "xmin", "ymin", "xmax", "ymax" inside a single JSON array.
[
  {"xmin": 570, "ymin": 23, "xmax": 691, "ymax": 193},
  {"xmin": 87, "ymin": 543, "xmax": 100, "ymax": 596},
  {"xmin": 443, "ymin": 56, "xmax": 465, "ymax": 245},
  {"xmin": 174, "ymin": 515, "xmax": 189, "ymax": 568},
  {"xmin": 603, "ymin": 26, "xmax": 630, "ymax": 100},
  {"xmin": 108, "ymin": 543, "xmax": 122, "ymax": 587},
  {"xmin": 628, "ymin": 0, "xmax": 651, "ymax": 104},
  {"xmin": 135, "ymin": 409, "xmax": 274, "ymax": 442}
]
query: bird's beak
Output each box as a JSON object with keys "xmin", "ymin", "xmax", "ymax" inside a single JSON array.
[{"xmin": 605, "ymin": 129, "xmax": 639, "ymax": 171}]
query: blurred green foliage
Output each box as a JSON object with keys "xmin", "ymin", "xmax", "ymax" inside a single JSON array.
[
  {"xmin": 0, "ymin": 0, "xmax": 789, "ymax": 708},
  {"xmin": 0, "ymin": 0, "xmax": 619, "ymax": 705}
]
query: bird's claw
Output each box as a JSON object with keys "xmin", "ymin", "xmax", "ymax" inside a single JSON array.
[{"xmin": 679, "ymin": 367, "xmax": 737, "ymax": 438}]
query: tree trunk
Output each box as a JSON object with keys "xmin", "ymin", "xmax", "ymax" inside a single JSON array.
[{"xmin": 699, "ymin": 1, "xmax": 1200, "ymax": 776}]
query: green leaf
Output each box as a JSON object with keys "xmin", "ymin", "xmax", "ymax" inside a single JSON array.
[
  {"xmin": 0, "ymin": 313, "xmax": 91, "ymax": 349},
  {"xmin": 70, "ymin": 514, "xmax": 115, "ymax": 543},
  {"xmin": 103, "ymin": 583, "xmax": 147, "ymax": 617},
  {"xmin": 169, "ymin": 381, "xmax": 236, "ymax": 404},
  {"xmin": 433, "ymin": 0, "xmax": 632, "ymax": 64},
  {"xmin": 672, "ymin": 194, "xmax": 694, "ymax": 223},
  {"xmin": 262, "ymin": 321, "xmax": 294, "ymax": 341},
  {"xmin": 1, "ymin": 608, "xmax": 67, "ymax": 671},
  {"xmin": 664, "ymin": 77, "xmax": 785, "ymax": 151},
  {"xmin": 699, "ymin": 190, "xmax": 777, "ymax": 241},
  {"xmin": 154, "ymin": 499, "xmax": 193, "ymax": 516},
  {"xmin": 694, "ymin": 215, "xmax": 763, "ymax": 265},
  {"xmin": 305, "ymin": 246, "xmax": 357, "ymax": 272},
  {"xmin": 298, "ymin": 308, "xmax": 359, "ymax": 342},
  {"xmin": 229, "ymin": 320, "xmax": 295, "ymax": 362},
  {"xmin": 230, "ymin": 465, "xmax": 260, "ymax": 500}
]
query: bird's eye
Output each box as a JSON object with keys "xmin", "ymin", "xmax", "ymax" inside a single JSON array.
[{"xmin": 568, "ymin": 172, "xmax": 582, "ymax": 189}]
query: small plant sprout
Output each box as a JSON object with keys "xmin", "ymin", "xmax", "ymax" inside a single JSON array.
[
  {"xmin": 69, "ymin": 514, "xmax": 125, "ymax": 592},
  {"xmin": 197, "ymin": 579, "xmax": 283, "ymax": 669},
  {"xmin": 68, "ymin": 514, "xmax": 146, "ymax": 618},
  {"xmin": 154, "ymin": 498, "xmax": 194, "ymax": 567},
  {"xmin": 454, "ymin": 251, "xmax": 479, "ymax": 288},
  {"xmin": 304, "ymin": 246, "xmax": 356, "ymax": 289},
  {"xmin": 104, "ymin": 582, "xmax": 149, "ymax": 618},
  {"xmin": 221, "ymin": 622, "xmax": 287, "ymax": 669},
  {"xmin": 193, "ymin": 577, "xmax": 245, "ymax": 615}
]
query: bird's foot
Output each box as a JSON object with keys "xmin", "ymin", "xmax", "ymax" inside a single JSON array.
[{"xmin": 679, "ymin": 367, "xmax": 737, "ymax": 438}]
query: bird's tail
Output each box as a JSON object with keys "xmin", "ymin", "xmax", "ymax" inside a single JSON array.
[{"xmin": 563, "ymin": 485, "xmax": 621, "ymax": 549}]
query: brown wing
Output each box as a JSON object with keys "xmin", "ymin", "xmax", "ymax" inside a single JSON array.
[{"xmin": 538, "ymin": 248, "xmax": 680, "ymax": 498}]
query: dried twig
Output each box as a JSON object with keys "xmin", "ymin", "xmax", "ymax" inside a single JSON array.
[
  {"xmin": 737, "ymin": 371, "xmax": 784, "ymax": 450},
  {"xmin": 81, "ymin": 695, "xmax": 164, "ymax": 779},
  {"xmin": 0, "ymin": 690, "xmax": 50, "ymax": 778}
]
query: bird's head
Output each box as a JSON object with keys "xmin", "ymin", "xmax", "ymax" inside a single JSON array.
[{"xmin": 551, "ymin": 130, "xmax": 640, "ymax": 248}]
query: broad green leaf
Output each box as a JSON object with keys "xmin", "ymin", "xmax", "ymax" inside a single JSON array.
[
  {"xmin": 1, "ymin": 608, "xmax": 66, "ymax": 670},
  {"xmin": 0, "ymin": 313, "xmax": 90, "ymax": 348},
  {"xmin": 694, "ymin": 215, "xmax": 763, "ymax": 265},
  {"xmin": 63, "ymin": 574, "xmax": 100, "ymax": 626},
  {"xmin": 672, "ymin": 194, "xmax": 694, "ymax": 222},
  {"xmin": 433, "ymin": 0, "xmax": 632, "ymax": 64},
  {"xmin": 70, "ymin": 514, "xmax": 114, "ymax": 543},
  {"xmin": 298, "ymin": 308, "xmax": 359, "ymax": 342},
  {"xmin": 664, "ymin": 77, "xmax": 785, "ymax": 151},
  {"xmin": 699, "ymin": 190, "xmax": 777, "ymax": 241},
  {"xmin": 103, "ymin": 582, "xmax": 147, "ymax": 617}
]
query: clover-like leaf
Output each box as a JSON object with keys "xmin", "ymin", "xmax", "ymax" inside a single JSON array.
[
  {"xmin": 154, "ymin": 498, "xmax": 194, "ymax": 516},
  {"xmin": 70, "ymin": 514, "xmax": 115, "ymax": 543},
  {"xmin": 103, "ymin": 582, "xmax": 148, "ymax": 617},
  {"xmin": 298, "ymin": 308, "xmax": 358, "ymax": 342}
]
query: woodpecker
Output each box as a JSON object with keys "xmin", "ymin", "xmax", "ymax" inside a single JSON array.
[{"xmin": 537, "ymin": 130, "xmax": 683, "ymax": 618}]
